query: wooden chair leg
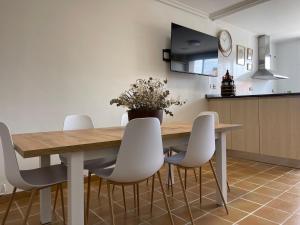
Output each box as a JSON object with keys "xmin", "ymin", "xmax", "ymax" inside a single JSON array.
[
  {"xmin": 177, "ymin": 167, "xmax": 194, "ymax": 225},
  {"xmin": 85, "ymin": 172, "xmax": 92, "ymax": 224},
  {"xmin": 22, "ymin": 189, "xmax": 37, "ymax": 225},
  {"xmin": 184, "ymin": 168, "xmax": 187, "ymax": 190},
  {"xmin": 157, "ymin": 171, "xmax": 174, "ymax": 225},
  {"xmin": 133, "ymin": 184, "xmax": 136, "ymax": 208},
  {"xmin": 137, "ymin": 183, "xmax": 140, "ymax": 216},
  {"xmin": 59, "ymin": 184, "xmax": 66, "ymax": 225},
  {"xmin": 98, "ymin": 177, "xmax": 102, "ymax": 198},
  {"xmin": 121, "ymin": 185, "xmax": 126, "ymax": 212},
  {"xmin": 193, "ymin": 169, "xmax": 197, "ymax": 182},
  {"xmin": 52, "ymin": 185, "xmax": 59, "ymax": 215},
  {"xmin": 150, "ymin": 174, "xmax": 155, "ymax": 212},
  {"xmin": 146, "ymin": 178, "xmax": 149, "ymax": 186},
  {"xmin": 107, "ymin": 182, "xmax": 115, "ymax": 225},
  {"xmin": 199, "ymin": 167, "xmax": 202, "ymax": 205},
  {"xmin": 227, "ymin": 181, "xmax": 231, "ymax": 192},
  {"xmin": 209, "ymin": 160, "xmax": 229, "ymax": 215},
  {"xmin": 1, "ymin": 187, "xmax": 17, "ymax": 225},
  {"xmin": 168, "ymin": 150, "xmax": 174, "ymax": 196}
]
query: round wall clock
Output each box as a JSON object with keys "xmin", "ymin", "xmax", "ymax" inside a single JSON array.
[{"xmin": 218, "ymin": 30, "xmax": 232, "ymax": 57}]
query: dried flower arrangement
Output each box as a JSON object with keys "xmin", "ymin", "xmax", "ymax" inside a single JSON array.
[{"xmin": 110, "ymin": 77, "xmax": 185, "ymax": 116}]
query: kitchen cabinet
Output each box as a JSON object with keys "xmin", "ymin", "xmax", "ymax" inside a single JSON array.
[
  {"xmin": 231, "ymin": 98, "xmax": 260, "ymax": 154},
  {"xmin": 259, "ymin": 97, "xmax": 300, "ymax": 160},
  {"xmin": 208, "ymin": 95, "xmax": 300, "ymax": 161},
  {"xmin": 208, "ymin": 99, "xmax": 232, "ymax": 149}
]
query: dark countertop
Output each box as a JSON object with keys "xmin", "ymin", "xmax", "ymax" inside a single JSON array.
[{"xmin": 206, "ymin": 92, "xmax": 300, "ymax": 99}]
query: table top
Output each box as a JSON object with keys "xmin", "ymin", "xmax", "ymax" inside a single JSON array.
[{"xmin": 12, "ymin": 122, "xmax": 241, "ymax": 158}]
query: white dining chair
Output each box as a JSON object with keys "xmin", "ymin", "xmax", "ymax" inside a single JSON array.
[
  {"xmin": 170, "ymin": 111, "xmax": 230, "ymax": 192},
  {"xmin": 121, "ymin": 112, "xmax": 170, "ymax": 190},
  {"xmin": 121, "ymin": 112, "xmax": 129, "ymax": 126},
  {"xmin": 0, "ymin": 122, "xmax": 67, "ymax": 225},
  {"xmin": 57, "ymin": 115, "xmax": 118, "ymax": 224},
  {"xmin": 165, "ymin": 115, "xmax": 228, "ymax": 225},
  {"xmin": 86, "ymin": 118, "xmax": 174, "ymax": 225}
]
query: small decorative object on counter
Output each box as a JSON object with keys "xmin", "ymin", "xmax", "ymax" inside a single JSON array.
[{"xmin": 221, "ymin": 70, "xmax": 236, "ymax": 97}]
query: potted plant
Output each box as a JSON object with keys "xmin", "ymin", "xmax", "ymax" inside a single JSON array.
[{"xmin": 110, "ymin": 77, "xmax": 185, "ymax": 123}]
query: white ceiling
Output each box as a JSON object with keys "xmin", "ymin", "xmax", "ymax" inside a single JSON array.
[
  {"xmin": 176, "ymin": 0, "xmax": 300, "ymax": 42},
  {"xmin": 178, "ymin": 0, "xmax": 242, "ymax": 14}
]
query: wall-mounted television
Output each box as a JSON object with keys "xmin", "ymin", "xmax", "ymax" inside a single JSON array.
[{"xmin": 170, "ymin": 23, "xmax": 218, "ymax": 77}]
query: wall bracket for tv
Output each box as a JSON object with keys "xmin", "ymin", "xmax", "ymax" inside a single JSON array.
[{"xmin": 162, "ymin": 49, "xmax": 171, "ymax": 62}]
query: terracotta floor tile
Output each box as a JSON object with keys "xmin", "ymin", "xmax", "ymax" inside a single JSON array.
[
  {"xmin": 148, "ymin": 213, "xmax": 186, "ymax": 225},
  {"xmin": 194, "ymin": 214, "xmax": 231, "ymax": 225},
  {"xmin": 190, "ymin": 197, "xmax": 219, "ymax": 212},
  {"xmin": 211, "ymin": 206, "xmax": 248, "ymax": 223},
  {"xmin": 278, "ymin": 192, "xmax": 300, "ymax": 204},
  {"xmin": 229, "ymin": 198, "xmax": 261, "ymax": 213},
  {"xmin": 243, "ymin": 176, "xmax": 270, "ymax": 185},
  {"xmin": 288, "ymin": 169, "xmax": 300, "ymax": 177},
  {"xmin": 206, "ymin": 187, "xmax": 248, "ymax": 203},
  {"xmin": 0, "ymin": 208, "xmax": 24, "ymax": 223},
  {"xmin": 238, "ymin": 215, "xmax": 277, "ymax": 225},
  {"xmin": 154, "ymin": 196, "xmax": 184, "ymax": 211},
  {"xmin": 275, "ymin": 176, "xmax": 300, "ymax": 186},
  {"xmin": 283, "ymin": 214, "xmax": 300, "ymax": 225},
  {"xmin": 264, "ymin": 181, "xmax": 292, "ymax": 191},
  {"xmin": 242, "ymin": 192, "xmax": 273, "ymax": 205},
  {"xmin": 233, "ymin": 180, "xmax": 260, "ymax": 191},
  {"xmin": 172, "ymin": 205, "xmax": 206, "ymax": 221},
  {"xmin": 2, "ymin": 159, "xmax": 300, "ymax": 225},
  {"xmin": 253, "ymin": 206, "xmax": 291, "ymax": 224},
  {"xmin": 253, "ymin": 186, "xmax": 284, "ymax": 198},
  {"xmin": 288, "ymin": 186, "xmax": 300, "ymax": 195},
  {"xmin": 267, "ymin": 198, "xmax": 300, "ymax": 213}
]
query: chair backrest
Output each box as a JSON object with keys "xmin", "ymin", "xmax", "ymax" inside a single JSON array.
[
  {"xmin": 63, "ymin": 115, "xmax": 94, "ymax": 130},
  {"xmin": 109, "ymin": 118, "xmax": 164, "ymax": 183},
  {"xmin": 180, "ymin": 114, "xmax": 215, "ymax": 167},
  {"xmin": 121, "ymin": 112, "xmax": 128, "ymax": 126},
  {"xmin": 60, "ymin": 115, "xmax": 94, "ymax": 164},
  {"xmin": 0, "ymin": 122, "xmax": 30, "ymax": 190},
  {"xmin": 198, "ymin": 111, "xmax": 219, "ymax": 125}
]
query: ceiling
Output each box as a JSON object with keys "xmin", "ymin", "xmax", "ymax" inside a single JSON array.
[
  {"xmin": 176, "ymin": 0, "xmax": 300, "ymax": 42},
  {"xmin": 179, "ymin": 0, "xmax": 242, "ymax": 14}
]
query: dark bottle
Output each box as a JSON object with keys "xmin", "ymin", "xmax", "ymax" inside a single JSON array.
[{"xmin": 221, "ymin": 70, "xmax": 236, "ymax": 96}]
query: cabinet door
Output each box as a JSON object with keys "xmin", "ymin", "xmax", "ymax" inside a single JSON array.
[
  {"xmin": 208, "ymin": 99, "xmax": 232, "ymax": 149},
  {"xmin": 231, "ymin": 98, "xmax": 260, "ymax": 153},
  {"xmin": 288, "ymin": 97, "xmax": 300, "ymax": 160},
  {"xmin": 259, "ymin": 97, "xmax": 291, "ymax": 158}
]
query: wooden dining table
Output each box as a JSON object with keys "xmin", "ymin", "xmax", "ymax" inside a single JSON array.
[{"xmin": 12, "ymin": 122, "xmax": 241, "ymax": 225}]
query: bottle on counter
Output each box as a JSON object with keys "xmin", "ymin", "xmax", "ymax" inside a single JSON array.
[{"xmin": 221, "ymin": 70, "xmax": 236, "ymax": 97}]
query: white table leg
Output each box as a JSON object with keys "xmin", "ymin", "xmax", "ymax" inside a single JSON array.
[
  {"xmin": 215, "ymin": 132, "xmax": 227, "ymax": 205},
  {"xmin": 67, "ymin": 152, "xmax": 84, "ymax": 225},
  {"xmin": 39, "ymin": 155, "xmax": 52, "ymax": 224}
]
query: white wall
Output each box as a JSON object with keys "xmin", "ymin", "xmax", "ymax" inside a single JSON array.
[
  {"xmin": 274, "ymin": 39, "xmax": 300, "ymax": 93},
  {"xmin": 0, "ymin": 0, "xmax": 275, "ymax": 191}
]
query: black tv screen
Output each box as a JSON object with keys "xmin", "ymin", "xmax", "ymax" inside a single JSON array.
[{"xmin": 170, "ymin": 23, "xmax": 218, "ymax": 77}]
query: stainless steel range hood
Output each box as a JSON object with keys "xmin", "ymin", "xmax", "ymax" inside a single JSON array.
[{"xmin": 252, "ymin": 35, "xmax": 288, "ymax": 80}]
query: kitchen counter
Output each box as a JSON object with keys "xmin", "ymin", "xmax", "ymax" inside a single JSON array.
[
  {"xmin": 206, "ymin": 92, "xmax": 300, "ymax": 99},
  {"xmin": 207, "ymin": 94, "xmax": 300, "ymax": 167}
]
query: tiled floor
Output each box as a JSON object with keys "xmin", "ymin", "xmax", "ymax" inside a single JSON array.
[{"xmin": 1, "ymin": 157, "xmax": 300, "ymax": 225}]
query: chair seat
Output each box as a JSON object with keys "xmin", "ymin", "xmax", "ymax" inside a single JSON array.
[
  {"xmin": 92, "ymin": 167, "xmax": 114, "ymax": 179},
  {"xmin": 170, "ymin": 145, "xmax": 187, "ymax": 153},
  {"xmin": 84, "ymin": 156, "xmax": 116, "ymax": 171},
  {"xmin": 165, "ymin": 152, "xmax": 186, "ymax": 165},
  {"xmin": 20, "ymin": 164, "xmax": 67, "ymax": 188}
]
